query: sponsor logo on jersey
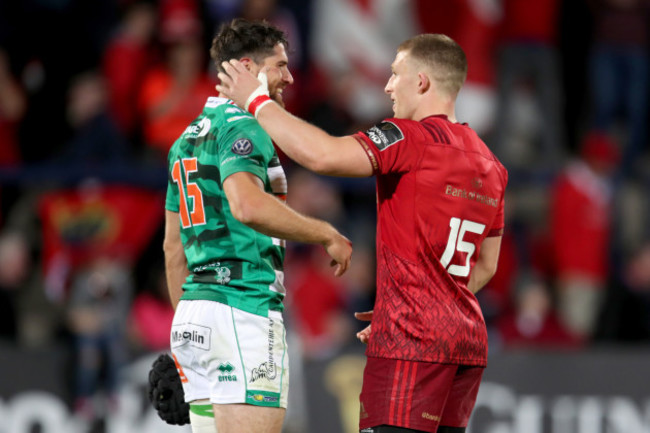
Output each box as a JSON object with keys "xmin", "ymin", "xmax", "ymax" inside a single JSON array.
[
  {"xmin": 171, "ymin": 324, "xmax": 211, "ymax": 350},
  {"xmin": 445, "ymin": 184, "xmax": 498, "ymax": 208},
  {"xmin": 216, "ymin": 266, "xmax": 231, "ymax": 284},
  {"xmin": 197, "ymin": 117, "xmax": 211, "ymax": 137},
  {"xmin": 183, "ymin": 117, "xmax": 211, "ymax": 138},
  {"xmin": 217, "ymin": 362, "xmax": 238, "ymax": 382},
  {"xmin": 231, "ymin": 138, "xmax": 253, "ymax": 155},
  {"xmin": 365, "ymin": 121, "xmax": 404, "ymax": 150}
]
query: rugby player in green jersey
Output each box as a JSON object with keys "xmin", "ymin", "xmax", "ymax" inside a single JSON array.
[{"xmin": 163, "ymin": 19, "xmax": 352, "ymax": 433}]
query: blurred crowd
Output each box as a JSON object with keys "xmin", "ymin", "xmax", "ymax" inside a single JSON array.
[{"xmin": 1, "ymin": 0, "xmax": 650, "ymax": 423}]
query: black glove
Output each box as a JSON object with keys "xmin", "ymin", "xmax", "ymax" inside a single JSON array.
[{"xmin": 147, "ymin": 353, "xmax": 190, "ymax": 425}]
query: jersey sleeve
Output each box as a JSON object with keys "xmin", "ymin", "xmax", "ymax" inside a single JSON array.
[
  {"xmin": 165, "ymin": 147, "xmax": 180, "ymax": 213},
  {"xmin": 217, "ymin": 117, "xmax": 273, "ymax": 183},
  {"xmin": 487, "ymin": 198, "xmax": 505, "ymax": 237},
  {"xmin": 486, "ymin": 170, "xmax": 508, "ymax": 237},
  {"xmin": 354, "ymin": 119, "xmax": 420, "ymax": 175}
]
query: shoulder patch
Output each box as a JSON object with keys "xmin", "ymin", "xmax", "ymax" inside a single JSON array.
[
  {"xmin": 364, "ymin": 121, "xmax": 404, "ymax": 150},
  {"xmin": 231, "ymin": 138, "xmax": 253, "ymax": 155}
]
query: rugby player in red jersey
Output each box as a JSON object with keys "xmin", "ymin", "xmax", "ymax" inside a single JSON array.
[{"xmin": 218, "ymin": 33, "xmax": 508, "ymax": 433}]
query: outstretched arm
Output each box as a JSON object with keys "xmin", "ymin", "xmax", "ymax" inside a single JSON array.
[
  {"xmin": 217, "ymin": 60, "xmax": 374, "ymax": 178},
  {"xmin": 224, "ymin": 171, "xmax": 352, "ymax": 276}
]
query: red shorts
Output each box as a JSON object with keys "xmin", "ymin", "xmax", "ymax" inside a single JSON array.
[{"xmin": 359, "ymin": 357, "xmax": 484, "ymax": 432}]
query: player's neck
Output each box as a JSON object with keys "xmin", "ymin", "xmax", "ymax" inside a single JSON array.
[{"xmin": 414, "ymin": 101, "xmax": 456, "ymax": 123}]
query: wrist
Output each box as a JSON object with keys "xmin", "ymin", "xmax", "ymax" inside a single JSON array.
[{"xmin": 247, "ymin": 94, "xmax": 273, "ymax": 118}]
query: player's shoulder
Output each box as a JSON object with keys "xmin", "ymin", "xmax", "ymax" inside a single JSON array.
[
  {"xmin": 362, "ymin": 117, "xmax": 425, "ymax": 150},
  {"xmin": 204, "ymin": 97, "xmax": 255, "ymax": 123}
]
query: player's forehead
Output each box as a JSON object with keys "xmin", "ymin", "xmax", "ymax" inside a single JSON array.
[
  {"xmin": 392, "ymin": 50, "xmax": 411, "ymax": 71},
  {"xmin": 258, "ymin": 43, "xmax": 289, "ymax": 66}
]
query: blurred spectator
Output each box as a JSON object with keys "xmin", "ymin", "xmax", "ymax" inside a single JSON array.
[
  {"xmin": 451, "ymin": 0, "xmax": 502, "ymax": 137},
  {"xmin": 127, "ymin": 266, "xmax": 174, "ymax": 354},
  {"xmin": 586, "ymin": 0, "xmax": 650, "ymax": 178},
  {"xmin": 137, "ymin": 1, "xmax": 214, "ymax": 161},
  {"xmin": 0, "ymin": 230, "xmax": 30, "ymax": 343},
  {"xmin": 102, "ymin": 0, "xmax": 158, "ymax": 140},
  {"xmin": 614, "ymin": 242, "xmax": 650, "ymax": 340},
  {"xmin": 66, "ymin": 256, "xmax": 133, "ymax": 421},
  {"xmin": 549, "ymin": 131, "xmax": 620, "ymax": 341},
  {"xmin": 203, "ymin": 0, "xmax": 244, "ymax": 26},
  {"xmin": 493, "ymin": 0, "xmax": 565, "ymax": 169},
  {"xmin": 38, "ymin": 182, "xmax": 164, "ymax": 303},
  {"xmin": 61, "ymin": 71, "xmax": 130, "ymax": 166},
  {"xmin": 286, "ymin": 245, "xmax": 353, "ymax": 359},
  {"xmin": 239, "ymin": 0, "xmax": 306, "ymax": 115},
  {"xmin": 0, "ymin": 47, "xmax": 27, "ymax": 167},
  {"xmin": 284, "ymin": 168, "xmax": 353, "ymax": 359},
  {"xmin": 309, "ymin": 0, "xmax": 416, "ymax": 125},
  {"xmin": 496, "ymin": 273, "xmax": 582, "ymax": 349}
]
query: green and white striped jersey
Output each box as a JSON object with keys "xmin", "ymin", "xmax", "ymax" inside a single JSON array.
[{"xmin": 165, "ymin": 96, "xmax": 287, "ymax": 317}]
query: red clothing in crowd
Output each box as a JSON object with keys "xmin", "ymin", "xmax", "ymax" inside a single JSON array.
[
  {"xmin": 129, "ymin": 291, "xmax": 175, "ymax": 351},
  {"xmin": 550, "ymin": 161, "xmax": 613, "ymax": 281},
  {"xmin": 499, "ymin": 0, "xmax": 561, "ymax": 44},
  {"xmin": 103, "ymin": 34, "xmax": 156, "ymax": 135},
  {"xmin": 497, "ymin": 307, "xmax": 583, "ymax": 349},
  {"xmin": 138, "ymin": 66, "xmax": 215, "ymax": 157}
]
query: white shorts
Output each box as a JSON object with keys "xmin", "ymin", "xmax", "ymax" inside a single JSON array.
[{"xmin": 170, "ymin": 300, "xmax": 289, "ymax": 408}]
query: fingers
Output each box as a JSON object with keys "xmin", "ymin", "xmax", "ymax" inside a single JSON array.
[
  {"xmin": 330, "ymin": 255, "xmax": 351, "ymax": 277},
  {"xmin": 216, "ymin": 59, "xmax": 244, "ymax": 89},
  {"xmin": 356, "ymin": 325, "xmax": 371, "ymax": 344},
  {"xmin": 354, "ymin": 311, "xmax": 373, "ymax": 321}
]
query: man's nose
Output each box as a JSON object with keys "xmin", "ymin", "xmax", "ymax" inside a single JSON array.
[{"xmin": 284, "ymin": 69, "xmax": 294, "ymax": 84}]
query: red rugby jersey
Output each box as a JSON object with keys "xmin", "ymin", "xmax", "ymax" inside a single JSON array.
[{"xmin": 354, "ymin": 115, "xmax": 508, "ymax": 366}]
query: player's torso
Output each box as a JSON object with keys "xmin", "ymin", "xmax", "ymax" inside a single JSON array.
[
  {"xmin": 168, "ymin": 97, "xmax": 287, "ymax": 317},
  {"xmin": 370, "ymin": 117, "xmax": 506, "ymax": 365},
  {"xmin": 376, "ymin": 118, "xmax": 505, "ymax": 277}
]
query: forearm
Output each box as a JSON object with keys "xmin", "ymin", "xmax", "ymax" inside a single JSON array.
[
  {"xmin": 164, "ymin": 246, "xmax": 188, "ymax": 310},
  {"xmin": 163, "ymin": 211, "xmax": 188, "ymax": 310},
  {"xmin": 256, "ymin": 103, "xmax": 341, "ymax": 175},
  {"xmin": 467, "ymin": 236, "xmax": 501, "ymax": 294},
  {"xmin": 467, "ymin": 265, "xmax": 493, "ymax": 294},
  {"xmin": 243, "ymin": 192, "xmax": 340, "ymax": 247}
]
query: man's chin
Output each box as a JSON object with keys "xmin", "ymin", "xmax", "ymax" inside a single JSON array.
[{"xmin": 271, "ymin": 93, "xmax": 285, "ymax": 109}]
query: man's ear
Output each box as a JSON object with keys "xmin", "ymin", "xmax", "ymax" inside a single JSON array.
[
  {"xmin": 240, "ymin": 57, "xmax": 254, "ymax": 72},
  {"xmin": 418, "ymin": 72, "xmax": 430, "ymax": 94}
]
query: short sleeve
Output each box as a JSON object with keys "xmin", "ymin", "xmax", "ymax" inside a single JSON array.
[
  {"xmin": 355, "ymin": 119, "xmax": 420, "ymax": 175},
  {"xmin": 218, "ymin": 117, "xmax": 273, "ymax": 183},
  {"xmin": 487, "ymin": 198, "xmax": 505, "ymax": 237},
  {"xmin": 487, "ymin": 170, "xmax": 508, "ymax": 237},
  {"xmin": 165, "ymin": 149, "xmax": 180, "ymax": 213}
]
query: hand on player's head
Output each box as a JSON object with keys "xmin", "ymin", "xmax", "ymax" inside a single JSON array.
[{"xmin": 216, "ymin": 59, "xmax": 267, "ymax": 110}]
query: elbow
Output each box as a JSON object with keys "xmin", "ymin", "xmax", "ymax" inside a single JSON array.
[
  {"xmin": 296, "ymin": 151, "xmax": 330, "ymax": 175},
  {"xmin": 487, "ymin": 261, "xmax": 498, "ymax": 281},
  {"xmin": 162, "ymin": 237, "xmax": 176, "ymax": 257},
  {"xmin": 229, "ymin": 198, "xmax": 263, "ymax": 226}
]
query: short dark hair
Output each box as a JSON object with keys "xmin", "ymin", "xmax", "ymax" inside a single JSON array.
[
  {"xmin": 399, "ymin": 34, "xmax": 467, "ymax": 96},
  {"xmin": 210, "ymin": 18, "xmax": 289, "ymax": 72}
]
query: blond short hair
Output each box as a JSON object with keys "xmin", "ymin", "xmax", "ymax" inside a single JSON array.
[{"xmin": 398, "ymin": 34, "xmax": 467, "ymax": 97}]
